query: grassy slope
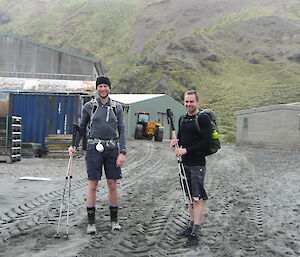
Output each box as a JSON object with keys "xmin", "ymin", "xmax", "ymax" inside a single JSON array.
[
  {"xmin": 127, "ymin": 2, "xmax": 300, "ymax": 141},
  {"xmin": 0, "ymin": 0, "xmax": 299, "ymax": 142},
  {"xmin": 195, "ymin": 2, "xmax": 300, "ymax": 141},
  {"xmin": 0, "ymin": 0, "xmax": 140, "ymax": 63}
]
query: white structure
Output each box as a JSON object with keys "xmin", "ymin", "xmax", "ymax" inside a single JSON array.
[{"xmin": 234, "ymin": 103, "xmax": 300, "ymax": 149}]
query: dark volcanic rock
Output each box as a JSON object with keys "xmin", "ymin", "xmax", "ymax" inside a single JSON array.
[
  {"xmin": 249, "ymin": 58, "xmax": 260, "ymax": 64},
  {"xmin": 204, "ymin": 54, "xmax": 220, "ymax": 62},
  {"xmin": 0, "ymin": 12, "xmax": 11, "ymax": 24},
  {"xmin": 287, "ymin": 53, "xmax": 300, "ymax": 63}
]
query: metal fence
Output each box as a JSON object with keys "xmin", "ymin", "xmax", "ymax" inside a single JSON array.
[{"xmin": 0, "ymin": 71, "xmax": 93, "ymax": 81}]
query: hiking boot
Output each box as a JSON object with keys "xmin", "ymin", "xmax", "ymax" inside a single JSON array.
[
  {"xmin": 86, "ymin": 224, "xmax": 97, "ymax": 234},
  {"xmin": 111, "ymin": 221, "xmax": 121, "ymax": 231},
  {"xmin": 177, "ymin": 226, "xmax": 192, "ymax": 237},
  {"xmin": 183, "ymin": 234, "xmax": 199, "ymax": 247}
]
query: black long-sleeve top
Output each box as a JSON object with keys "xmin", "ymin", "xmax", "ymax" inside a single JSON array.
[{"xmin": 177, "ymin": 112, "xmax": 211, "ymax": 166}]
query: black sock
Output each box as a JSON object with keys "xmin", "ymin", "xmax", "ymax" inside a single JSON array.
[
  {"xmin": 87, "ymin": 207, "xmax": 95, "ymax": 224},
  {"xmin": 109, "ymin": 206, "xmax": 118, "ymax": 222},
  {"xmin": 192, "ymin": 224, "xmax": 200, "ymax": 236},
  {"xmin": 189, "ymin": 220, "xmax": 194, "ymax": 228}
]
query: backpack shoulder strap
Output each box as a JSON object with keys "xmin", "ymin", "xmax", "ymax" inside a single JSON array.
[
  {"xmin": 86, "ymin": 99, "xmax": 99, "ymax": 136},
  {"xmin": 201, "ymin": 109, "xmax": 217, "ymax": 128},
  {"xmin": 179, "ymin": 113, "xmax": 202, "ymax": 133},
  {"xmin": 110, "ymin": 100, "xmax": 118, "ymax": 119},
  {"xmin": 193, "ymin": 112, "xmax": 201, "ymax": 133},
  {"xmin": 91, "ymin": 99, "xmax": 99, "ymax": 115},
  {"xmin": 179, "ymin": 115, "xmax": 185, "ymax": 129}
]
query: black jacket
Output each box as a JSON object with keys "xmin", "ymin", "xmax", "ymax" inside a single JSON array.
[{"xmin": 177, "ymin": 112, "xmax": 211, "ymax": 166}]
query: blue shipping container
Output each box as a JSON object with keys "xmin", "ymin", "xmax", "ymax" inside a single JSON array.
[{"xmin": 12, "ymin": 93, "xmax": 80, "ymax": 151}]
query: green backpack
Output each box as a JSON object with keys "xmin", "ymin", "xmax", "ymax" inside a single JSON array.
[{"xmin": 179, "ymin": 109, "xmax": 221, "ymax": 156}]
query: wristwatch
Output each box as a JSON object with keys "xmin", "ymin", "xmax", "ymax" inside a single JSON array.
[{"xmin": 120, "ymin": 149, "xmax": 126, "ymax": 155}]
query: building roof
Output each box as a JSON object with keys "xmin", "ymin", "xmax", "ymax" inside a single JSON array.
[
  {"xmin": 234, "ymin": 102, "xmax": 300, "ymax": 115},
  {"xmin": 110, "ymin": 94, "xmax": 165, "ymax": 105}
]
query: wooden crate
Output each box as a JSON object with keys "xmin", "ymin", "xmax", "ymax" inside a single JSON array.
[{"xmin": 45, "ymin": 134, "xmax": 72, "ymax": 158}]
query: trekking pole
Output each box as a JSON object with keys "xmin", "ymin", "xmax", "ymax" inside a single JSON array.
[
  {"xmin": 54, "ymin": 154, "xmax": 73, "ymax": 238},
  {"xmin": 54, "ymin": 123, "xmax": 77, "ymax": 238},
  {"xmin": 166, "ymin": 109, "xmax": 193, "ymax": 205},
  {"xmin": 65, "ymin": 153, "xmax": 73, "ymax": 238}
]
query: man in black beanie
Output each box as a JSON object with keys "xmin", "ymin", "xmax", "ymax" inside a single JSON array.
[{"xmin": 69, "ymin": 76, "xmax": 126, "ymax": 234}]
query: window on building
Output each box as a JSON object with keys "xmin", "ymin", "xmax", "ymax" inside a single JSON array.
[{"xmin": 243, "ymin": 117, "xmax": 248, "ymax": 129}]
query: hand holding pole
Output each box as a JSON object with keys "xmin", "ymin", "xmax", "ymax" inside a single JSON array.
[{"xmin": 167, "ymin": 109, "xmax": 193, "ymax": 204}]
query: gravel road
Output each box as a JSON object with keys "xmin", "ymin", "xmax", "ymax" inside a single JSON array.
[{"xmin": 0, "ymin": 140, "xmax": 299, "ymax": 257}]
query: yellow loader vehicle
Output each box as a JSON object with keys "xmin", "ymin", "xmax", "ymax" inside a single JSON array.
[{"xmin": 134, "ymin": 111, "xmax": 164, "ymax": 141}]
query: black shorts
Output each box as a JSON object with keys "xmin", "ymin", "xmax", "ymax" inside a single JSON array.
[
  {"xmin": 85, "ymin": 143, "xmax": 122, "ymax": 180},
  {"xmin": 180, "ymin": 165, "xmax": 208, "ymax": 201}
]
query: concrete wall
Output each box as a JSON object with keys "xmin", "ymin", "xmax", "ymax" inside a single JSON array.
[
  {"xmin": 125, "ymin": 95, "xmax": 185, "ymax": 140},
  {"xmin": 0, "ymin": 36, "xmax": 98, "ymax": 80},
  {"xmin": 235, "ymin": 104, "xmax": 300, "ymax": 149}
]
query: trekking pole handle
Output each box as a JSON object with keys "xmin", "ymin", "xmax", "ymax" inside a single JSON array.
[
  {"xmin": 166, "ymin": 108, "xmax": 175, "ymax": 131},
  {"xmin": 167, "ymin": 108, "xmax": 183, "ymax": 161},
  {"xmin": 72, "ymin": 123, "xmax": 79, "ymax": 147},
  {"xmin": 167, "ymin": 108, "xmax": 180, "ymax": 147}
]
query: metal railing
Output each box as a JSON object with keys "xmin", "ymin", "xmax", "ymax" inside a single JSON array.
[{"xmin": 0, "ymin": 71, "xmax": 94, "ymax": 81}]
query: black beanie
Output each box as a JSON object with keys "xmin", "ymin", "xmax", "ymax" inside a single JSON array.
[{"xmin": 96, "ymin": 76, "xmax": 111, "ymax": 89}]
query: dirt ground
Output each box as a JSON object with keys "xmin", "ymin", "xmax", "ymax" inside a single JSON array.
[{"xmin": 0, "ymin": 139, "xmax": 299, "ymax": 257}]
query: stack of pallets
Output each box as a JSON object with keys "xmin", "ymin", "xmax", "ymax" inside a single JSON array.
[
  {"xmin": 45, "ymin": 134, "xmax": 72, "ymax": 158},
  {"xmin": 0, "ymin": 116, "xmax": 22, "ymax": 163}
]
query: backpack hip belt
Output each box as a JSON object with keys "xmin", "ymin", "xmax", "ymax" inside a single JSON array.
[{"xmin": 88, "ymin": 138, "xmax": 118, "ymax": 148}]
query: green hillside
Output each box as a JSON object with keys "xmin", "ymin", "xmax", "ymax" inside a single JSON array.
[
  {"xmin": 0, "ymin": 0, "xmax": 141, "ymax": 61},
  {"xmin": 1, "ymin": 0, "xmax": 300, "ymax": 142}
]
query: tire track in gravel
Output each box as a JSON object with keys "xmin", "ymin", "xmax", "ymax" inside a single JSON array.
[
  {"xmin": 0, "ymin": 140, "xmax": 162, "ymax": 256},
  {"xmin": 235, "ymin": 147, "xmax": 300, "ymax": 257},
  {"xmin": 78, "ymin": 140, "xmax": 192, "ymax": 257},
  {"xmin": 0, "ymin": 140, "xmax": 148, "ymax": 238},
  {"xmin": 2, "ymin": 143, "xmax": 298, "ymax": 257},
  {"xmin": 0, "ymin": 178, "xmax": 86, "ymax": 243},
  {"xmin": 202, "ymin": 146, "xmax": 272, "ymax": 257}
]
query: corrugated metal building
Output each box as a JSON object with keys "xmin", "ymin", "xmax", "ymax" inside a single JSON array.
[
  {"xmin": 12, "ymin": 93, "xmax": 83, "ymax": 150},
  {"xmin": 0, "ymin": 33, "xmax": 103, "ymax": 80},
  {"xmin": 234, "ymin": 103, "xmax": 300, "ymax": 149},
  {"xmin": 109, "ymin": 94, "xmax": 185, "ymax": 140}
]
